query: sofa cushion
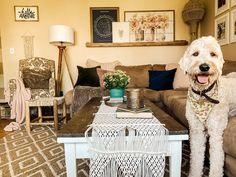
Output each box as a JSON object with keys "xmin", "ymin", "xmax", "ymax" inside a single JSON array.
[
  {"xmin": 224, "ymin": 117, "xmax": 236, "ymax": 159},
  {"xmin": 74, "ymin": 66, "xmax": 100, "ymax": 87},
  {"xmin": 96, "ymin": 68, "xmax": 112, "ymax": 89},
  {"xmin": 115, "ymin": 65, "xmax": 152, "ymax": 88},
  {"xmin": 152, "ymin": 64, "xmax": 166, "ymax": 71},
  {"xmin": 148, "ymin": 69, "xmax": 176, "ymax": 91},
  {"xmin": 222, "ymin": 60, "xmax": 236, "ymax": 75},
  {"xmin": 225, "ymin": 154, "xmax": 236, "ymax": 177},
  {"xmin": 162, "ymin": 90, "xmax": 188, "ymax": 127},
  {"xmin": 86, "ymin": 59, "xmax": 121, "ymax": 71},
  {"xmin": 166, "ymin": 63, "xmax": 189, "ymax": 89}
]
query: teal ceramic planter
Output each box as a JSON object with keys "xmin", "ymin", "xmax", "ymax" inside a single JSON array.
[{"xmin": 109, "ymin": 88, "xmax": 125, "ymax": 98}]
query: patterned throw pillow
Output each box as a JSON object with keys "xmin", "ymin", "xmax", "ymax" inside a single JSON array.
[
  {"xmin": 148, "ymin": 69, "xmax": 176, "ymax": 91},
  {"xmin": 22, "ymin": 69, "xmax": 51, "ymax": 89},
  {"xmin": 96, "ymin": 68, "xmax": 113, "ymax": 89},
  {"xmin": 74, "ymin": 66, "xmax": 101, "ymax": 87}
]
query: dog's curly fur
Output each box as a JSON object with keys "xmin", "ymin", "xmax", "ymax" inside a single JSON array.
[{"xmin": 179, "ymin": 36, "xmax": 236, "ymax": 177}]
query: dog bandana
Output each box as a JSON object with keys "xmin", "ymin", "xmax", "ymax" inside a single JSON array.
[{"xmin": 188, "ymin": 88, "xmax": 218, "ymax": 122}]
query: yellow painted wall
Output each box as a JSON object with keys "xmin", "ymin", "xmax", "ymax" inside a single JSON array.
[
  {"xmin": 0, "ymin": 0, "xmax": 189, "ymax": 93},
  {"xmin": 201, "ymin": 0, "xmax": 236, "ymax": 61}
]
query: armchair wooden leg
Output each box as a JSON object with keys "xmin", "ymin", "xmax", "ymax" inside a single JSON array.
[
  {"xmin": 25, "ymin": 101, "xmax": 31, "ymax": 133},
  {"xmin": 63, "ymin": 102, "xmax": 67, "ymax": 124},
  {"xmin": 38, "ymin": 106, "xmax": 42, "ymax": 123},
  {"xmin": 53, "ymin": 99, "xmax": 58, "ymax": 131}
]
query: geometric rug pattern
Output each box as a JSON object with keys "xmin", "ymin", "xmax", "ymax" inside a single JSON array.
[{"xmin": 0, "ymin": 126, "xmax": 209, "ymax": 177}]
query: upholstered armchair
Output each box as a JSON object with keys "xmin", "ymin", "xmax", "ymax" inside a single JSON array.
[
  {"xmin": 8, "ymin": 57, "xmax": 56, "ymax": 103},
  {"xmin": 18, "ymin": 57, "xmax": 56, "ymax": 99}
]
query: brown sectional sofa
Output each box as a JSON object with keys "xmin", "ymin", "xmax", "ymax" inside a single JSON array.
[{"xmin": 71, "ymin": 60, "xmax": 236, "ymax": 177}]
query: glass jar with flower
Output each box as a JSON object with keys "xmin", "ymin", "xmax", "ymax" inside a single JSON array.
[{"xmin": 103, "ymin": 70, "xmax": 130, "ymax": 98}]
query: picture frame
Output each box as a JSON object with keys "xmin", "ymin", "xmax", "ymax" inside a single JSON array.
[
  {"xmin": 90, "ymin": 7, "xmax": 119, "ymax": 43},
  {"xmin": 14, "ymin": 6, "xmax": 39, "ymax": 22},
  {"xmin": 230, "ymin": 9, "xmax": 236, "ymax": 43},
  {"xmin": 112, "ymin": 22, "xmax": 130, "ymax": 42},
  {"xmin": 215, "ymin": 0, "xmax": 229, "ymax": 16},
  {"xmin": 231, "ymin": 0, "xmax": 236, "ymax": 7},
  {"xmin": 124, "ymin": 10, "xmax": 175, "ymax": 42},
  {"xmin": 215, "ymin": 13, "xmax": 229, "ymax": 45}
]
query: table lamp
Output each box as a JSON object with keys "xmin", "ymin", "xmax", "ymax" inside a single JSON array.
[{"xmin": 49, "ymin": 25, "xmax": 74, "ymax": 96}]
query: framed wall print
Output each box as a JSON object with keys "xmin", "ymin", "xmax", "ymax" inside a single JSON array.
[
  {"xmin": 230, "ymin": 9, "xmax": 236, "ymax": 43},
  {"xmin": 112, "ymin": 22, "xmax": 130, "ymax": 42},
  {"xmin": 215, "ymin": 0, "xmax": 229, "ymax": 16},
  {"xmin": 14, "ymin": 6, "xmax": 39, "ymax": 21},
  {"xmin": 124, "ymin": 10, "xmax": 175, "ymax": 42},
  {"xmin": 90, "ymin": 7, "xmax": 119, "ymax": 43},
  {"xmin": 231, "ymin": 0, "xmax": 236, "ymax": 7},
  {"xmin": 215, "ymin": 13, "xmax": 229, "ymax": 45}
]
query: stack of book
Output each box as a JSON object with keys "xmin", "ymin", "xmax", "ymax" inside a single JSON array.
[{"xmin": 116, "ymin": 104, "xmax": 153, "ymax": 119}]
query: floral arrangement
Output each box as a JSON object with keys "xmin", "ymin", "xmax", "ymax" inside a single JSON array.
[
  {"xmin": 129, "ymin": 13, "xmax": 169, "ymax": 32},
  {"xmin": 103, "ymin": 70, "xmax": 130, "ymax": 89}
]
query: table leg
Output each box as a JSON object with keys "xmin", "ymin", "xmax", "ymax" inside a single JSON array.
[
  {"xmin": 25, "ymin": 101, "xmax": 31, "ymax": 133},
  {"xmin": 53, "ymin": 99, "xmax": 58, "ymax": 131},
  {"xmin": 169, "ymin": 141, "xmax": 182, "ymax": 177},
  {"xmin": 64, "ymin": 144, "xmax": 77, "ymax": 177}
]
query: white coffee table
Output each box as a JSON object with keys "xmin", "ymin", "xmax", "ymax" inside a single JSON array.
[{"xmin": 57, "ymin": 98, "xmax": 189, "ymax": 177}]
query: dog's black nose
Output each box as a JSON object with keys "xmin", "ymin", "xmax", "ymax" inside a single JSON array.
[{"xmin": 199, "ymin": 63, "xmax": 210, "ymax": 72}]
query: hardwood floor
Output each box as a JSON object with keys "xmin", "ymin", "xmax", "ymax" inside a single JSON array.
[{"xmin": 0, "ymin": 119, "xmax": 13, "ymax": 138}]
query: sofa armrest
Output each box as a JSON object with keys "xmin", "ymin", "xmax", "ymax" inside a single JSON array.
[
  {"xmin": 223, "ymin": 117, "xmax": 236, "ymax": 158},
  {"xmin": 143, "ymin": 88, "xmax": 163, "ymax": 103},
  {"xmin": 71, "ymin": 86, "xmax": 108, "ymax": 116}
]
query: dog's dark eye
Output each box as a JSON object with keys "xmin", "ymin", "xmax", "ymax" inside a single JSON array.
[
  {"xmin": 192, "ymin": 51, "xmax": 199, "ymax": 57},
  {"xmin": 210, "ymin": 52, "xmax": 217, "ymax": 57}
]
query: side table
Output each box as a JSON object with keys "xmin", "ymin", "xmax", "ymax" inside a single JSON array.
[
  {"xmin": 0, "ymin": 99, "xmax": 10, "ymax": 119},
  {"xmin": 25, "ymin": 97, "xmax": 66, "ymax": 133}
]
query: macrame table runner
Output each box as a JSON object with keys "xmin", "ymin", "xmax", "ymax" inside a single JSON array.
[{"xmin": 85, "ymin": 102, "xmax": 169, "ymax": 177}]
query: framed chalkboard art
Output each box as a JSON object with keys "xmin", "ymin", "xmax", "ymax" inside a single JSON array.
[{"xmin": 90, "ymin": 7, "xmax": 119, "ymax": 43}]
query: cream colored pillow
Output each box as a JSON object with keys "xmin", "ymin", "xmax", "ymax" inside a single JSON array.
[
  {"xmin": 166, "ymin": 63, "xmax": 189, "ymax": 89},
  {"xmin": 86, "ymin": 59, "xmax": 121, "ymax": 71}
]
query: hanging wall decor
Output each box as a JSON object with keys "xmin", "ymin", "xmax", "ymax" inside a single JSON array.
[
  {"xmin": 22, "ymin": 35, "xmax": 34, "ymax": 58},
  {"xmin": 14, "ymin": 6, "xmax": 39, "ymax": 22},
  {"xmin": 230, "ymin": 8, "xmax": 236, "ymax": 43},
  {"xmin": 215, "ymin": 0, "xmax": 229, "ymax": 16},
  {"xmin": 215, "ymin": 13, "xmax": 229, "ymax": 45}
]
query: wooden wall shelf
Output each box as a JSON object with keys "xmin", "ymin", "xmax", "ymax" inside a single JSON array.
[{"xmin": 86, "ymin": 40, "xmax": 188, "ymax": 47}]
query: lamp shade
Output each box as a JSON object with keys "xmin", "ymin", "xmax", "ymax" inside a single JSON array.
[{"xmin": 49, "ymin": 25, "xmax": 74, "ymax": 46}]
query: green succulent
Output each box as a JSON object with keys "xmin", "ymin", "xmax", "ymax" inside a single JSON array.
[{"xmin": 103, "ymin": 70, "xmax": 130, "ymax": 89}]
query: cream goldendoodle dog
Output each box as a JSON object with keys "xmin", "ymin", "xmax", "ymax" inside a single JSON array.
[{"xmin": 179, "ymin": 36, "xmax": 236, "ymax": 177}]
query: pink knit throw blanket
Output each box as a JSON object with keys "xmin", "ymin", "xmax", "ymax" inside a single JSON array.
[{"xmin": 4, "ymin": 78, "xmax": 31, "ymax": 131}]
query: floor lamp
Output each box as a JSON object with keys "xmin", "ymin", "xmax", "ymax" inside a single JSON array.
[{"xmin": 49, "ymin": 25, "xmax": 74, "ymax": 96}]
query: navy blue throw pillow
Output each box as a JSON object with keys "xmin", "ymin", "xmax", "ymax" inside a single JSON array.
[
  {"xmin": 148, "ymin": 69, "xmax": 176, "ymax": 91},
  {"xmin": 74, "ymin": 66, "xmax": 101, "ymax": 87}
]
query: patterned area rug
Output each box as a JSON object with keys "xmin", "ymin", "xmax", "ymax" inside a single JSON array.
[{"xmin": 0, "ymin": 126, "xmax": 209, "ymax": 177}]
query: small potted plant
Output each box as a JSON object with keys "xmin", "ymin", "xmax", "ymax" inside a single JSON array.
[{"xmin": 103, "ymin": 70, "xmax": 130, "ymax": 98}]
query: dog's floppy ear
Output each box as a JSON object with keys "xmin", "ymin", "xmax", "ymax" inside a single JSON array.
[{"xmin": 179, "ymin": 46, "xmax": 190, "ymax": 74}]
